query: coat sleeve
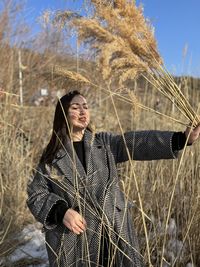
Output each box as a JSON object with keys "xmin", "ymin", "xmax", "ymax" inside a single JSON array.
[
  {"xmin": 98, "ymin": 130, "xmax": 178, "ymax": 163},
  {"xmin": 26, "ymin": 163, "xmax": 68, "ymax": 230}
]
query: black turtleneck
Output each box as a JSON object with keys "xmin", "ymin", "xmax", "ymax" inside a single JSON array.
[{"xmin": 73, "ymin": 141, "xmax": 86, "ymax": 171}]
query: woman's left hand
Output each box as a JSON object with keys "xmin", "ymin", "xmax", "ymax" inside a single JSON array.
[{"xmin": 185, "ymin": 124, "xmax": 200, "ymax": 145}]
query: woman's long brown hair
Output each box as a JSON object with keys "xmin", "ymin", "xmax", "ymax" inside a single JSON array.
[{"xmin": 40, "ymin": 90, "xmax": 82, "ymax": 164}]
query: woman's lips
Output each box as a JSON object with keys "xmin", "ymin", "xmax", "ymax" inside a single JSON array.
[{"xmin": 79, "ymin": 117, "xmax": 87, "ymax": 122}]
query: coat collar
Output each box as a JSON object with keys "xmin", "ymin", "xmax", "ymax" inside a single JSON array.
[{"xmin": 52, "ymin": 129, "xmax": 97, "ymax": 180}]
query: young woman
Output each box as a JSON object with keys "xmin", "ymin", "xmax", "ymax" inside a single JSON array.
[{"xmin": 27, "ymin": 90, "xmax": 200, "ymax": 267}]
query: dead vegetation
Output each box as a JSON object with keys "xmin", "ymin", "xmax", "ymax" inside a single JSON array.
[{"xmin": 0, "ymin": 1, "xmax": 200, "ymax": 266}]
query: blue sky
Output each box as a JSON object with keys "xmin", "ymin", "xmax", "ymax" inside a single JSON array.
[{"xmin": 24, "ymin": 0, "xmax": 200, "ymax": 77}]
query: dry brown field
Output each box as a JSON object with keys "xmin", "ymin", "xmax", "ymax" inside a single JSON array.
[{"xmin": 0, "ymin": 1, "xmax": 200, "ymax": 266}]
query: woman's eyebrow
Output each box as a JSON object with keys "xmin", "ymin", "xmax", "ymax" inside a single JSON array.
[{"xmin": 70, "ymin": 102, "xmax": 88, "ymax": 106}]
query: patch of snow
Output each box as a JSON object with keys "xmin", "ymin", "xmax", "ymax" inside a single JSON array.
[
  {"xmin": 167, "ymin": 218, "xmax": 177, "ymax": 236},
  {"xmin": 1, "ymin": 223, "xmax": 48, "ymax": 267}
]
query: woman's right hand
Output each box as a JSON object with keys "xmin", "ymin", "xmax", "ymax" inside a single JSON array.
[{"xmin": 62, "ymin": 208, "xmax": 87, "ymax": 235}]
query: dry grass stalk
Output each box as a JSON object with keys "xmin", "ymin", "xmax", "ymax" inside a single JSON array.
[
  {"xmin": 127, "ymin": 90, "xmax": 188, "ymax": 126},
  {"xmin": 145, "ymin": 66, "xmax": 200, "ymax": 127},
  {"xmin": 107, "ymin": 88, "xmax": 152, "ymax": 265},
  {"xmin": 45, "ymin": 65, "xmax": 91, "ymax": 84}
]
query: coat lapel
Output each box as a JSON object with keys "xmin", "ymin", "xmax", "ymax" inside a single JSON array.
[
  {"xmin": 83, "ymin": 129, "xmax": 95, "ymax": 173},
  {"xmin": 52, "ymin": 140, "xmax": 84, "ymax": 186},
  {"xmin": 52, "ymin": 129, "xmax": 95, "ymax": 185}
]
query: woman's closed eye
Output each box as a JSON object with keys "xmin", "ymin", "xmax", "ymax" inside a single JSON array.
[{"xmin": 71, "ymin": 105, "xmax": 88, "ymax": 110}]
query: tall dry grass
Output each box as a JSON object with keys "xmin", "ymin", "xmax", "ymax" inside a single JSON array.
[
  {"xmin": 1, "ymin": 83, "xmax": 200, "ymax": 265},
  {"xmin": 1, "ymin": 1, "xmax": 200, "ymax": 267},
  {"xmin": 1, "ymin": 77, "xmax": 200, "ymax": 266}
]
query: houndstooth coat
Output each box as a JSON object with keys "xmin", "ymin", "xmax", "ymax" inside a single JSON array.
[{"xmin": 27, "ymin": 129, "xmax": 178, "ymax": 267}]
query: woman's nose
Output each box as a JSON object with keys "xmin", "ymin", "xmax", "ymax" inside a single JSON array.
[{"xmin": 79, "ymin": 106, "xmax": 86, "ymax": 114}]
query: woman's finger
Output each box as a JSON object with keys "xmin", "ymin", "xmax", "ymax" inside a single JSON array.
[
  {"xmin": 71, "ymin": 226, "xmax": 80, "ymax": 235},
  {"xmin": 76, "ymin": 220, "xmax": 86, "ymax": 231},
  {"xmin": 71, "ymin": 225, "xmax": 84, "ymax": 235}
]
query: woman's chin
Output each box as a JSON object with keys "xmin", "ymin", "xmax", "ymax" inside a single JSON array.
[{"xmin": 73, "ymin": 124, "xmax": 88, "ymax": 131}]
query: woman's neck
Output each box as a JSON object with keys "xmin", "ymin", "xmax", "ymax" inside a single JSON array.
[{"xmin": 71, "ymin": 129, "xmax": 85, "ymax": 141}]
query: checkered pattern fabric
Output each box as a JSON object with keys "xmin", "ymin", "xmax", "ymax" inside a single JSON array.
[{"xmin": 27, "ymin": 130, "xmax": 177, "ymax": 267}]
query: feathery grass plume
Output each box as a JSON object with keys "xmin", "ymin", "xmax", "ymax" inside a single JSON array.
[
  {"xmin": 54, "ymin": 0, "xmax": 161, "ymax": 86},
  {"xmin": 53, "ymin": 0, "xmax": 199, "ymax": 126},
  {"xmin": 44, "ymin": 64, "xmax": 91, "ymax": 84}
]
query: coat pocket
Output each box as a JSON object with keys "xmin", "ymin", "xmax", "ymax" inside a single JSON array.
[
  {"xmin": 112, "ymin": 186, "xmax": 135, "ymax": 212},
  {"xmin": 115, "ymin": 199, "xmax": 135, "ymax": 211}
]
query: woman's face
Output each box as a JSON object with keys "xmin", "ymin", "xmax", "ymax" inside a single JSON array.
[{"xmin": 67, "ymin": 95, "xmax": 90, "ymax": 131}]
